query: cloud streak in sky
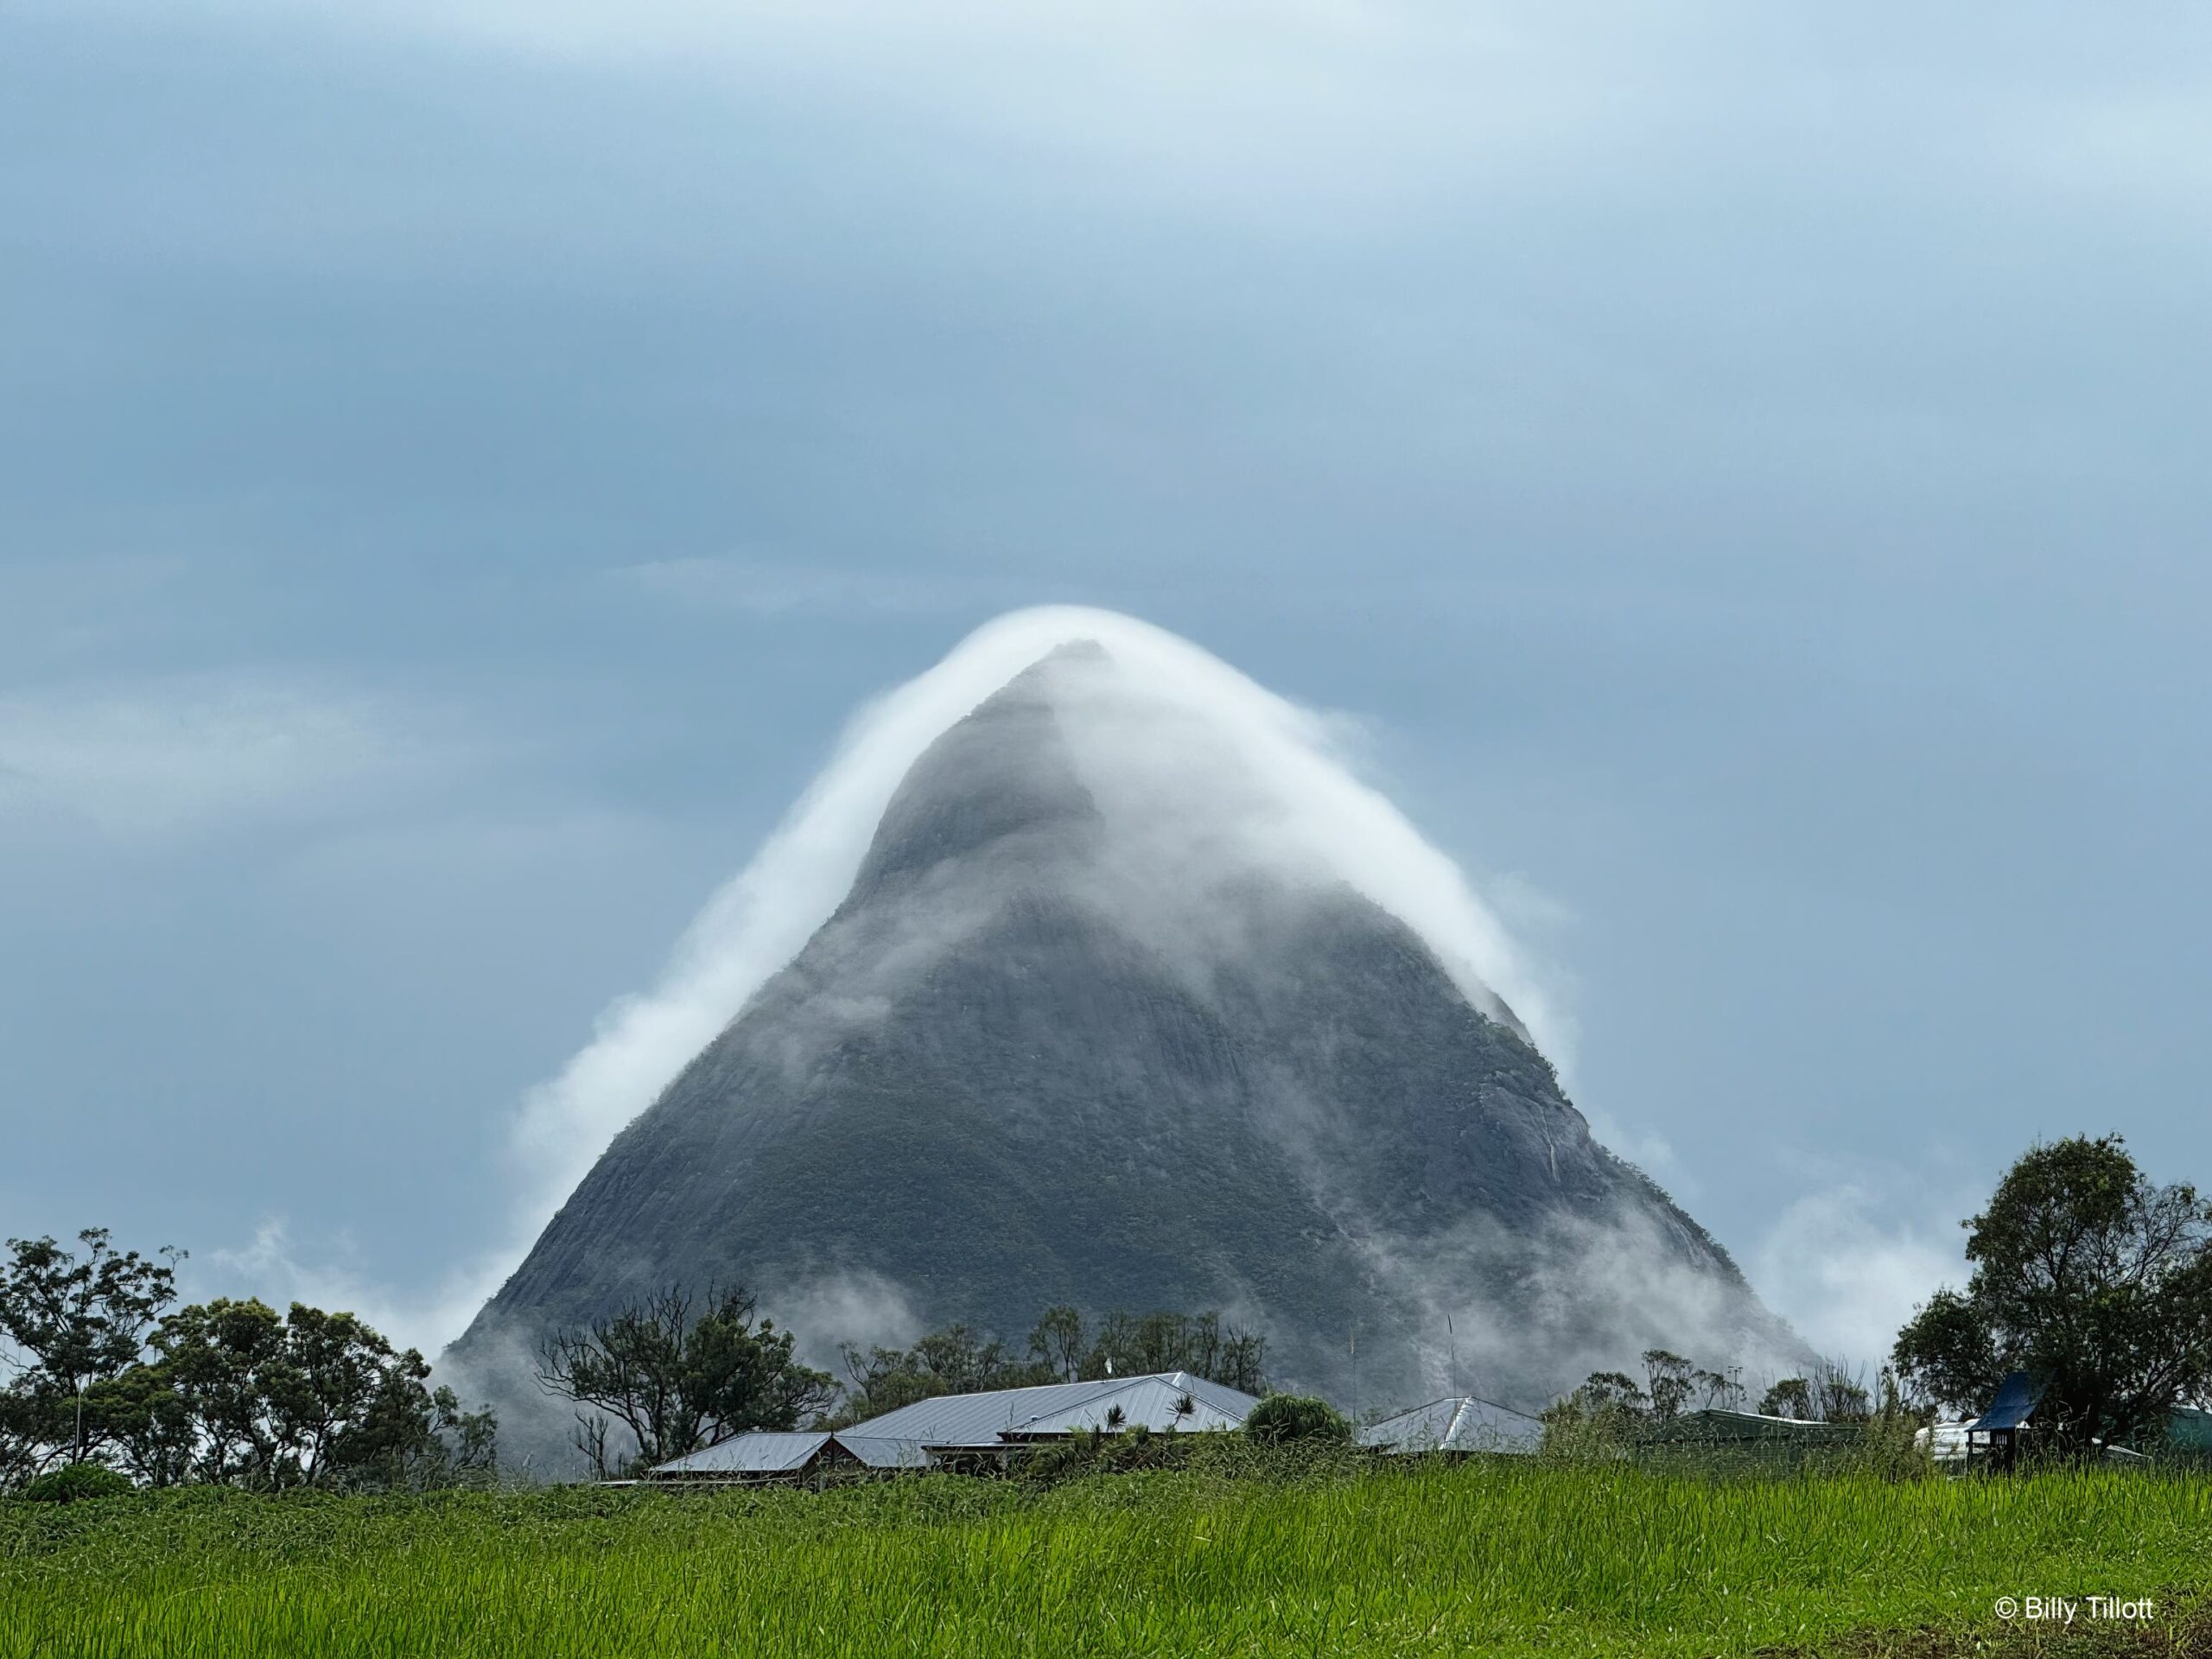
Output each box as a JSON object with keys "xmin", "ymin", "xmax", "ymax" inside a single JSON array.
[{"xmin": 0, "ymin": 676, "xmax": 448, "ymax": 838}]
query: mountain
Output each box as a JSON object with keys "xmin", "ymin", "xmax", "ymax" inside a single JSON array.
[{"xmin": 453, "ymin": 642, "xmax": 1797, "ymax": 1452}]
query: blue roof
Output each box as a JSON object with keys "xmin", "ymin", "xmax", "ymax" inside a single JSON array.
[{"xmin": 1970, "ymin": 1371, "xmax": 2039, "ymax": 1431}]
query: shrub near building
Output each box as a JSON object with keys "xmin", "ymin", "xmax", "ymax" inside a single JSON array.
[{"xmin": 1243, "ymin": 1395, "xmax": 1351, "ymax": 1445}]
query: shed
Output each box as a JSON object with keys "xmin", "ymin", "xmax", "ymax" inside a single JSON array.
[{"xmin": 1967, "ymin": 1370, "xmax": 2039, "ymax": 1471}]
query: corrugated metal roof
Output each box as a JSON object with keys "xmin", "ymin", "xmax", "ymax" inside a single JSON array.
[
  {"xmin": 654, "ymin": 1431, "xmax": 832, "ymax": 1476},
  {"xmin": 832, "ymin": 1434, "xmax": 931, "ymax": 1469},
  {"xmin": 1002, "ymin": 1376, "xmax": 1249, "ymax": 1438},
  {"xmin": 849, "ymin": 1371, "xmax": 1259, "ymax": 1447},
  {"xmin": 1970, "ymin": 1371, "xmax": 2038, "ymax": 1432},
  {"xmin": 1358, "ymin": 1397, "xmax": 1543, "ymax": 1454},
  {"xmin": 645, "ymin": 1372, "xmax": 1262, "ymax": 1478},
  {"xmin": 1642, "ymin": 1408, "xmax": 1860, "ymax": 1445}
]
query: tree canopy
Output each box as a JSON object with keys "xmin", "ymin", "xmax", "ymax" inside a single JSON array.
[
  {"xmin": 836, "ymin": 1324, "xmax": 1052, "ymax": 1426},
  {"xmin": 1, "ymin": 1229, "xmax": 494, "ymax": 1494},
  {"xmin": 535, "ymin": 1285, "xmax": 835, "ymax": 1478},
  {"xmin": 135, "ymin": 1298, "xmax": 494, "ymax": 1491},
  {"xmin": 1892, "ymin": 1135, "xmax": 2212, "ymax": 1458},
  {"xmin": 0, "ymin": 1230, "xmax": 181, "ymax": 1471}
]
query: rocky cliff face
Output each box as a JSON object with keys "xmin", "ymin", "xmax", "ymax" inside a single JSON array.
[{"xmin": 454, "ymin": 644, "xmax": 1797, "ymax": 1448}]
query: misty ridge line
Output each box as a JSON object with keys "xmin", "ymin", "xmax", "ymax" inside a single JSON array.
[
  {"xmin": 433, "ymin": 611, "xmax": 1820, "ymax": 1476},
  {"xmin": 188, "ymin": 607, "xmax": 1947, "ymax": 1402},
  {"xmin": 464, "ymin": 609, "xmax": 1560, "ymax": 1331}
]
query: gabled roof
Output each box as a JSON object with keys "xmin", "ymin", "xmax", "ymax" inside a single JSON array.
[
  {"xmin": 850, "ymin": 1371, "xmax": 1258, "ymax": 1448},
  {"xmin": 1970, "ymin": 1371, "xmax": 2039, "ymax": 1432},
  {"xmin": 654, "ymin": 1430, "xmax": 832, "ymax": 1476},
  {"xmin": 831, "ymin": 1434, "xmax": 932, "ymax": 1470},
  {"xmin": 645, "ymin": 1371, "xmax": 1262, "ymax": 1478},
  {"xmin": 1358, "ymin": 1396, "xmax": 1543, "ymax": 1454},
  {"xmin": 999, "ymin": 1375, "xmax": 1249, "ymax": 1439},
  {"xmin": 649, "ymin": 1429, "xmax": 931, "ymax": 1478}
]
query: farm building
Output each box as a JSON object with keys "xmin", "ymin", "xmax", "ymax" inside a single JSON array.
[
  {"xmin": 1914, "ymin": 1372, "xmax": 2039, "ymax": 1470},
  {"xmin": 1915, "ymin": 1376, "xmax": 2204, "ymax": 1467},
  {"xmin": 1639, "ymin": 1408, "xmax": 1862, "ymax": 1449},
  {"xmin": 649, "ymin": 1370, "xmax": 1259, "ymax": 1484},
  {"xmin": 1965, "ymin": 1370, "xmax": 2037, "ymax": 1469},
  {"xmin": 647, "ymin": 1430, "xmax": 931, "ymax": 1484},
  {"xmin": 1358, "ymin": 1396, "xmax": 1544, "ymax": 1456}
]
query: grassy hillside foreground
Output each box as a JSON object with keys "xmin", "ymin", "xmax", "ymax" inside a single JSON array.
[{"xmin": 4, "ymin": 1460, "xmax": 2209, "ymax": 1658}]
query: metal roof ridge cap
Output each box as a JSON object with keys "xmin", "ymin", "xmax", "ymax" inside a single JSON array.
[{"xmin": 1006, "ymin": 1371, "xmax": 1162, "ymax": 1429}]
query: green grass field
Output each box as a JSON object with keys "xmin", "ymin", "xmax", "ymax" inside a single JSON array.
[{"xmin": 4, "ymin": 1459, "xmax": 2207, "ymax": 1658}]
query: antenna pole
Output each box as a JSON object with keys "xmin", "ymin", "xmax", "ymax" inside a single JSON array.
[{"xmin": 1351, "ymin": 1325, "xmax": 1359, "ymax": 1426}]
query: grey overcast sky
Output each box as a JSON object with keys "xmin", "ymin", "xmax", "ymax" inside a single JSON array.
[{"xmin": 3, "ymin": 0, "xmax": 2207, "ymax": 1365}]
